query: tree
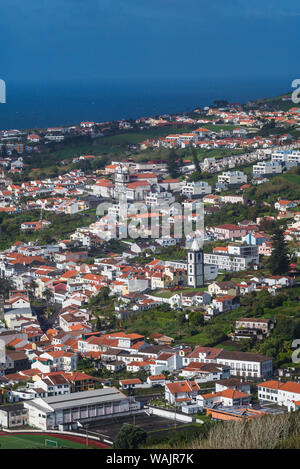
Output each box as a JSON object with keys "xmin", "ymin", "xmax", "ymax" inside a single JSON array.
[
  {"xmin": 95, "ymin": 317, "xmax": 102, "ymax": 331},
  {"xmin": 189, "ymin": 310, "xmax": 204, "ymax": 327},
  {"xmin": 77, "ymin": 357, "xmax": 95, "ymax": 373},
  {"xmin": 0, "ymin": 278, "xmax": 13, "ymax": 298},
  {"xmin": 1, "ymin": 145, "xmax": 7, "ymax": 158},
  {"xmin": 88, "ymin": 287, "xmax": 110, "ymax": 308},
  {"xmin": 191, "ymin": 147, "xmax": 201, "ymax": 175},
  {"xmin": 113, "ymin": 424, "xmax": 147, "ymax": 449},
  {"xmin": 269, "ymin": 229, "xmax": 290, "ymax": 275},
  {"xmin": 167, "ymin": 149, "xmax": 180, "ymax": 179},
  {"xmin": 188, "ymin": 170, "xmax": 202, "ymax": 182}
]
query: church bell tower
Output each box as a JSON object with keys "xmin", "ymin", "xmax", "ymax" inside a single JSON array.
[{"xmin": 187, "ymin": 238, "xmax": 204, "ymax": 288}]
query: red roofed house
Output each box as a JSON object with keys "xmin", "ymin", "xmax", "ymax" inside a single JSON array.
[
  {"xmin": 126, "ymin": 360, "xmax": 152, "ymax": 373},
  {"xmin": 119, "ymin": 378, "xmax": 142, "ymax": 390},
  {"xmin": 211, "ymin": 295, "xmax": 240, "ymax": 313},
  {"xmin": 37, "ymin": 351, "xmax": 78, "ymax": 372},
  {"xmin": 6, "ymin": 293, "xmax": 30, "ymax": 310},
  {"xmin": 27, "ymin": 134, "xmax": 41, "ymax": 143},
  {"xmin": 147, "ymin": 375, "xmax": 166, "ymax": 386},
  {"xmin": 92, "ymin": 179, "xmax": 113, "ymax": 197},
  {"xmin": 274, "ymin": 200, "xmax": 298, "ymax": 212},
  {"xmin": 125, "ymin": 180, "xmax": 151, "ymax": 201},
  {"xmin": 197, "ymin": 388, "xmax": 251, "ymax": 408},
  {"xmin": 257, "ymin": 380, "xmax": 300, "ymax": 411},
  {"xmin": 80, "ymin": 122, "xmax": 94, "ymax": 128},
  {"xmin": 165, "ymin": 380, "xmax": 200, "ymax": 404},
  {"xmin": 212, "ymin": 224, "xmax": 248, "ymax": 240}
]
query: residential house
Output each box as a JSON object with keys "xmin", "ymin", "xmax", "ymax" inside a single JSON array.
[{"xmin": 165, "ymin": 381, "xmax": 200, "ymax": 404}]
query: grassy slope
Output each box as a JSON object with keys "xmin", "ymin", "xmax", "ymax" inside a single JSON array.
[{"xmin": 0, "ymin": 208, "xmax": 97, "ymax": 250}]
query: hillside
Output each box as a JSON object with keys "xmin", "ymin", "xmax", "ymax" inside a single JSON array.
[{"xmin": 256, "ymin": 91, "xmax": 300, "ymax": 111}]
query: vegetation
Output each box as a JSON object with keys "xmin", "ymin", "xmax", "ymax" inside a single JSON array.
[
  {"xmin": 113, "ymin": 424, "xmax": 147, "ymax": 449},
  {"xmin": 204, "ymin": 203, "xmax": 263, "ymax": 228},
  {"xmin": 245, "ymin": 174, "xmax": 300, "ymax": 204},
  {"xmin": 167, "ymin": 149, "xmax": 182, "ymax": 179},
  {"xmin": 77, "ymin": 358, "xmax": 96, "ymax": 375},
  {"xmin": 124, "ymin": 304, "xmax": 225, "ymax": 344},
  {"xmin": 269, "ymin": 229, "xmax": 290, "ymax": 275},
  {"xmin": 146, "ymin": 411, "xmax": 300, "ymax": 449},
  {"xmin": 123, "ymin": 285, "xmax": 300, "ymax": 368},
  {"xmin": 0, "ymin": 208, "xmax": 97, "ymax": 250},
  {"xmin": 144, "ymin": 422, "xmax": 213, "ymax": 448},
  {"xmin": 191, "ymin": 147, "xmax": 201, "ymax": 175}
]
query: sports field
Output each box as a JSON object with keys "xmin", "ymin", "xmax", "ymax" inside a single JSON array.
[{"xmin": 0, "ymin": 432, "xmax": 108, "ymax": 449}]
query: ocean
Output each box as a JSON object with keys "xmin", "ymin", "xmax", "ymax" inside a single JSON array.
[{"xmin": 0, "ymin": 76, "xmax": 294, "ymax": 130}]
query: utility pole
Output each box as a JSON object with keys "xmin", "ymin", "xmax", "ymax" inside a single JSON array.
[{"xmin": 174, "ymin": 403, "xmax": 177, "ymax": 429}]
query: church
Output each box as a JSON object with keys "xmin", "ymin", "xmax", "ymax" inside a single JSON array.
[
  {"xmin": 187, "ymin": 238, "xmax": 204, "ymax": 288},
  {"xmin": 112, "ymin": 164, "xmax": 151, "ymax": 201}
]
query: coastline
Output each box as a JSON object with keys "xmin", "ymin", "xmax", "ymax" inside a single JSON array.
[{"xmin": 0, "ymin": 76, "xmax": 294, "ymax": 131}]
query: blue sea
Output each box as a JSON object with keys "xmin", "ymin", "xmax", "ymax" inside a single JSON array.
[{"xmin": 0, "ymin": 76, "xmax": 295, "ymax": 130}]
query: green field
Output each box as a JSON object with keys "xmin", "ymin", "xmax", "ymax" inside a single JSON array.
[
  {"xmin": 0, "ymin": 433, "xmax": 96, "ymax": 449},
  {"xmin": 281, "ymin": 173, "xmax": 300, "ymax": 185},
  {"xmin": 151, "ymin": 286, "xmax": 207, "ymax": 299}
]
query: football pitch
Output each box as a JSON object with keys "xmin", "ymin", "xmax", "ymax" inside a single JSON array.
[{"xmin": 0, "ymin": 433, "xmax": 103, "ymax": 449}]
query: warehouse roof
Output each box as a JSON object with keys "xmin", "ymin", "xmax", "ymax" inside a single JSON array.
[{"xmin": 25, "ymin": 387, "xmax": 127, "ymax": 412}]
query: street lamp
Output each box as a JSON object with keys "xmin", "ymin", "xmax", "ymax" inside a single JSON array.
[
  {"xmin": 174, "ymin": 402, "xmax": 177, "ymax": 428},
  {"xmin": 77, "ymin": 420, "xmax": 89, "ymax": 448}
]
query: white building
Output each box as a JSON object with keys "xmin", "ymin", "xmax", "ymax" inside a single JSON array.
[
  {"xmin": 257, "ymin": 380, "xmax": 300, "ymax": 411},
  {"xmin": 0, "ymin": 404, "xmax": 29, "ymax": 429},
  {"xmin": 165, "ymin": 381, "xmax": 200, "ymax": 404},
  {"xmin": 35, "ymin": 351, "xmax": 78, "ymax": 372},
  {"xmin": 197, "ymin": 389, "xmax": 251, "ymax": 408},
  {"xmin": 204, "ymin": 244, "xmax": 259, "ymax": 272},
  {"xmin": 253, "ymin": 161, "xmax": 283, "ymax": 175},
  {"xmin": 272, "ymin": 149, "xmax": 300, "ymax": 166},
  {"xmin": 181, "ymin": 362, "xmax": 230, "ymax": 382},
  {"xmin": 218, "ymin": 171, "xmax": 247, "ymax": 185},
  {"xmin": 145, "ymin": 192, "xmax": 174, "ymax": 208},
  {"xmin": 187, "ymin": 238, "xmax": 204, "ymax": 288},
  {"xmin": 149, "ymin": 352, "xmax": 182, "ymax": 376},
  {"xmin": 92, "ymin": 179, "xmax": 113, "ymax": 198},
  {"xmin": 181, "ymin": 181, "xmax": 212, "ymax": 197},
  {"xmin": 183, "ymin": 346, "xmax": 272, "ymax": 378},
  {"xmin": 24, "ymin": 388, "xmax": 141, "ymax": 430}
]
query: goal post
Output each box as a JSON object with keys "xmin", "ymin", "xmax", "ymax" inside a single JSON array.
[{"xmin": 45, "ymin": 439, "xmax": 60, "ymax": 448}]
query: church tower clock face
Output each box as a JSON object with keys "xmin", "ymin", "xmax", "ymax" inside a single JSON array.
[{"xmin": 115, "ymin": 164, "xmax": 129, "ymax": 184}]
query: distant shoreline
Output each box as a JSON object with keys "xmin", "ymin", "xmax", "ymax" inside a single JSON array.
[{"xmin": 0, "ymin": 76, "xmax": 295, "ymax": 131}]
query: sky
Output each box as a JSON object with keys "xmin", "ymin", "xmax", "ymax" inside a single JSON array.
[{"xmin": 0, "ymin": 0, "xmax": 300, "ymax": 86}]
